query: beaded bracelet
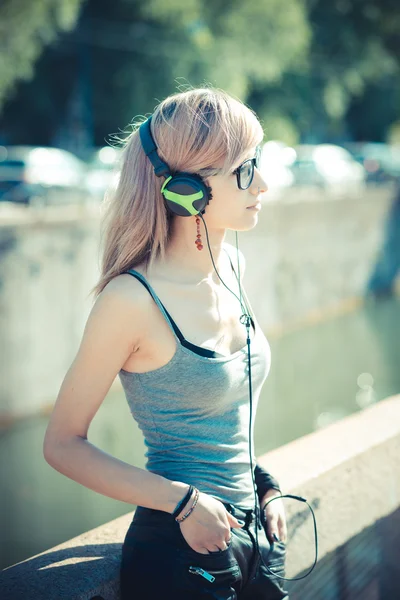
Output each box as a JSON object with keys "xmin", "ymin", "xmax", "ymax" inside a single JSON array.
[
  {"xmin": 172, "ymin": 484, "xmax": 194, "ymax": 520},
  {"xmin": 175, "ymin": 487, "xmax": 199, "ymax": 523},
  {"xmin": 176, "ymin": 487, "xmax": 199, "ymax": 523}
]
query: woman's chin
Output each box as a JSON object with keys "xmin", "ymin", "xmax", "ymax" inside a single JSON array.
[{"xmin": 232, "ymin": 215, "xmax": 260, "ymax": 232}]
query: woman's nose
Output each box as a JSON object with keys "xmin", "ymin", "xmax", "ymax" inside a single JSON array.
[{"xmin": 254, "ymin": 169, "xmax": 268, "ymax": 193}]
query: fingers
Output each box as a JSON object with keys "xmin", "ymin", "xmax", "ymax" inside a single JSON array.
[
  {"xmin": 266, "ymin": 519, "xmax": 283, "ymax": 545},
  {"xmin": 218, "ymin": 532, "xmax": 232, "ymax": 549},
  {"xmin": 269, "ymin": 528, "xmax": 287, "ymax": 544},
  {"xmin": 196, "ymin": 527, "xmax": 232, "ymax": 554},
  {"xmin": 226, "ymin": 511, "xmax": 244, "ymax": 528},
  {"xmin": 266, "ymin": 518, "xmax": 278, "ymax": 542},
  {"xmin": 279, "ymin": 527, "xmax": 287, "ymax": 543},
  {"xmin": 278, "ymin": 515, "xmax": 287, "ymax": 543},
  {"xmin": 265, "ymin": 513, "xmax": 288, "ymax": 544},
  {"xmin": 208, "ymin": 536, "xmax": 231, "ymax": 553},
  {"xmin": 208, "ymin": 527, "xmax": 232, "ymax": 553}
]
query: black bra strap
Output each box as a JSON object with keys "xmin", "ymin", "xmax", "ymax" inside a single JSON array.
[
  {"xmin": 124, "ymin": 269, "xmax": 225, "ymax": 358},
  {"xmin": 124, "ymin": 249, "xmax": 255, "ymax": 357}
]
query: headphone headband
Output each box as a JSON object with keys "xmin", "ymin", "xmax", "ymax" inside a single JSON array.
[{"xmin": 139, "ymin": 117, "xmax": 170, "ymax": 178}]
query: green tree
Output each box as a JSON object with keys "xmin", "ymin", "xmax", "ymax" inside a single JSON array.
[
  {"xmin": 248, "ymin": 0, "xmax": 400, "ymax": 143},
  {"xmin": 0, "ymin": 0, "xmax": 84, "ymax": 110},
  {"xmin": 140, "ymin": 0, "xmax": 311, "ymax": 99},
  {"xmin": 0, "ymin": 0, "xmax": 311, "ymax": 146}
]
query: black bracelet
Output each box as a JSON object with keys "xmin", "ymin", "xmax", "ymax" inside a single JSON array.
[
  {"xmin": 172, "ymin": 484, "xmax": 194, "ymax": 519},
  {"xmin": 254, "ymin": 463, "xmax": 281, "ymax": 501}
]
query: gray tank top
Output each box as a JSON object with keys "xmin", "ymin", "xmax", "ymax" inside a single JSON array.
[{"xmin": 119, "ymin": 251, "xmax": 272, "ymax": 508}]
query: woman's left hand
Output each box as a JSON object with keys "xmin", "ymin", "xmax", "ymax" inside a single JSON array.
[{"xmin": 260, "ymin": 489, "xmax": 288, "ymax": 545}]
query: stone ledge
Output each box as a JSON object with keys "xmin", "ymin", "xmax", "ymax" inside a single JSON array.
[{"xmin": 1, "ymin": 394, "xmax": 399, "ymax": 599}]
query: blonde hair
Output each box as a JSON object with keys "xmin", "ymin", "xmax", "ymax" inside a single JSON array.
[{"xmin": 89, "ymin": 86, "xmax": 264, "ymax": 299}]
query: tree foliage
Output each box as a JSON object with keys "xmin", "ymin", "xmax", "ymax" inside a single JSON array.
[
  {"xmin": 0, "ymin": 0, "xmax": 84, "ymax": 107},
  {"xmin": 281, "ymin": 0, "xmax": 400, "ymax": 142},
  {"xmin": 0, "ymin": 0, "xmax": 399, "ymax": 146},
  {"xmin": 0, "ymin": 0, "xmax": 311, "ymax": 146}
]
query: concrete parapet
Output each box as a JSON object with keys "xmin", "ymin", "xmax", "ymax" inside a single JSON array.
[
  {"xmin": 1, "ymin": 186, "xmax": 400, "ymax": 421},
  {"xmin": 1, "ymin": 394, "xmax": 399, "ymax": 599}
]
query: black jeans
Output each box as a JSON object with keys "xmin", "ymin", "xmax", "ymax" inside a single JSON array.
[{"xmin": 120, "ymin": 499, "xmax": 289, "ymax": 599}]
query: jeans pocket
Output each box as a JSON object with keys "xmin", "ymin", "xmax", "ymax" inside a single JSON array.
[{"xmin": 174, "ymin": 520, "xmax": 233, "ymax": 557}]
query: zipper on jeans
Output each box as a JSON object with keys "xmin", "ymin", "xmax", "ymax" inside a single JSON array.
[
  {"xmin": 188, "ymin": 565, "xmax": 240, "ymax": 583},
  {"xmin": 188, "ymin": 567, "xmax": 215, "ymax": 582}
]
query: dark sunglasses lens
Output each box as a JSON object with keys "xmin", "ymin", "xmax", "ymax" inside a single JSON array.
[{"xmin": 239, "ymin": 160, "xmax": 254, "ymax": 189}]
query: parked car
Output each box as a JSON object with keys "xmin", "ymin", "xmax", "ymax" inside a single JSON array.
[
  {"xmin": 0, "ymin": 145, "xmax": 88, "ymax": 206},
  {"xmin": 287, "ymin": 144, "xmax": 366, "ymax": 193},
  {"xmin": 258, "ymin": 141, "xmax": 295, "ymax": 193},
  {"xmin": 343, "ymin": 142, "xmax": 400, "ymax": 183},
  {"xmin": 85, "ymin": 146, "xmax": 121, "ymax": 198}
]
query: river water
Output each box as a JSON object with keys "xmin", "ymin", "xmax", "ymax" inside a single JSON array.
[{"xmin": 1, "ymin": 294, "xmax": 399, "ymax": 570}]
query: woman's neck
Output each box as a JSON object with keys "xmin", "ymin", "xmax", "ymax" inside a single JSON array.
[{"xmin": 153, "ymin": 216, "xmax": 228, "ymax": 285}]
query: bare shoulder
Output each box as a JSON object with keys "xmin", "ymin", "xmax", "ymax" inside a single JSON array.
[
  {"xmin": 103, "ymin": 270, "xmax": 152, "ymax": 308},
  {"xmin": 89, "ymin": 270, "xmax": 158, "ymax": 348}
]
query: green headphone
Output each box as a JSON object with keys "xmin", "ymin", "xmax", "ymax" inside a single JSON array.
[{"xmin": 139, "ymin": 116, "xmax": 212, "ymax": 217}]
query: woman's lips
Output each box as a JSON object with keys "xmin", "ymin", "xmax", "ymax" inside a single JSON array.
[{"xmin": 246, "ymin": 203, "xmax": 261, "ymax": 210}]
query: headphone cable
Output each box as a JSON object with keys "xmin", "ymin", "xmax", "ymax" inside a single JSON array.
[{"xmin": 199, "ymin": 212, "xmax": 319, "ymax": 581}]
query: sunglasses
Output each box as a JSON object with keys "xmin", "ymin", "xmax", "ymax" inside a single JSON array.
[{"xmin": 233, "ymin": 146, "xmax": 262, "ymax": 190}]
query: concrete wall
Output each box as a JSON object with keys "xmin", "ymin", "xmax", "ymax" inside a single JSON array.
[
  {"xmin": 1, "ymin": 394, "xmax": 399, "ymax": 599},
  {"xmin": 0, "ymin": 205, "xmax": 101, "ymax": 420},
  {"xmin": 1, "ymin": 185, "xmax": 399, "ymax": 419},
  {"xmin": 228, "ymin": 183, "xmax": 400, "ymax": 334}
]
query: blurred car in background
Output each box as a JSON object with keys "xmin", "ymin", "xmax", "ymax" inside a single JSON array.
[
  {"xmin": 343, "ymin": 142, "xmax": 400, "ymax": 183},
  {"xmin": 85, "ymin": 146, "xmax": 121, "ymax": 199},
  {"xmin": 0, "ymin": 145, "xmax": 88, "ymax": 206},
  {"xmin": 287, "ymin": 144, "xmax": 366, "ymax": 194},
  {"xmin": 258, "ymin": 141, "xmax": 295, "ymax": 194}
]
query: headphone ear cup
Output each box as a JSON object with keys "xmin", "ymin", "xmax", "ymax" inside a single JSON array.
[{"xmin": 161, "ymin": 172, "xmax": 212, "ymax": 217}]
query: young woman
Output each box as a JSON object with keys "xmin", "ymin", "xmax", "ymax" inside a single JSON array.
[{"xmin": 43, "ymin": 87, "xmax": 288, "ymax": 599}]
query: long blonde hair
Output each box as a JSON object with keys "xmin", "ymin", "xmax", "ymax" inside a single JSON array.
[{"xmin": 89, "ymin": 86, "xmax": 264, "ymax": 299}]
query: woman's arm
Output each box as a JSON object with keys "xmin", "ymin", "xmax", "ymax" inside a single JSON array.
[
  {"xmin": 44, "ymin": 435, "xmax": 190, "ymax": 513},
  {"xmin": 43, "ymin": 275, "xmax": 189, "ymax": 514}
]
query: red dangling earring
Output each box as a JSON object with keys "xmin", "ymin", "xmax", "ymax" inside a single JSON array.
[{"xmin": 195, "ymin": 216, "xmax": 203, "ymax": 251}]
